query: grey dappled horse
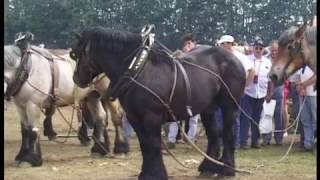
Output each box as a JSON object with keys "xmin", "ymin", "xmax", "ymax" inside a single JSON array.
[{"xmin": 4, "ymin": 44, "xmax": 128, "ymax": 166}]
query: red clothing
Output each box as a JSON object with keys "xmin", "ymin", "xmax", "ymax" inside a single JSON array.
[{"xmin": 284, "ymin": 80, "xmax": 289, "ymax": 103}]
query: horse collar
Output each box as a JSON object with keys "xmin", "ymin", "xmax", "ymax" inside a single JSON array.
[
  {"xmin": 128, "ymin": 32, "xmax": 155, "ymax": 76},
  {"xmin": 106, "ymin": 26, "xmax": 155, "ymax": 101},
  {"xmin": 4, "ymin": 50, "xmax": 32, "ymax": 100}
]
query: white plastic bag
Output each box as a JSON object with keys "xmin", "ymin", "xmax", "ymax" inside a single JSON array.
[{"xmin": 259, "ymin": 100, "xmax": 276, "ymax": 134}]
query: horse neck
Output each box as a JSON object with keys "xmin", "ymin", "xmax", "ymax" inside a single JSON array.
[{"xmin": 98, "ymin": 46, "xmax": 139, "ymax": 83}]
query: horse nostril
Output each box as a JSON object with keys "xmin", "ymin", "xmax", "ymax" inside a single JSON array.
[{"xmin": 269, "ymin": 73, "xmax": 278, "ymax": 82}]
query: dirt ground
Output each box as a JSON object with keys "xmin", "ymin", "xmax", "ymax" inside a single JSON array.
[{"xmin": 4, "ymin": 101, "xmax": 316, "ymax": 180}]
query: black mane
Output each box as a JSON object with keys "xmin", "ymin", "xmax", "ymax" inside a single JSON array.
[{"xmin": 81, "ymin": 26, "xmax": 142, "ymax": 53}]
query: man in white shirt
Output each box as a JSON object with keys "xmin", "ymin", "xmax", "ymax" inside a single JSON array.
[
  {"xmin": 217, "ymin": 35, "xmax": 255, "ymax": 149},
  {"xmin": 239, "ymin": 37, "xmax": 272, "ymax": 149},
  {"xmin": 292, "ymin": 66, "xmax": 317, "ymax": 151}
]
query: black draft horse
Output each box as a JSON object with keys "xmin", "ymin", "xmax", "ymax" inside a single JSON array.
[{"xmin": 71, "ymin": 26, "xmax": 246, "ymax": 179}]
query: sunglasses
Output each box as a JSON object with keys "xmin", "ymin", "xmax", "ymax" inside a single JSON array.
[{"xmin": 255, "ymin": 47, "xmax": 263, "ymax": 50}]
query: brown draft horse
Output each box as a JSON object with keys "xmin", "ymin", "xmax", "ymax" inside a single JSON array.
[{"xmin": 269, "ymin": 22, "xmax": 317, "ymax": 85}]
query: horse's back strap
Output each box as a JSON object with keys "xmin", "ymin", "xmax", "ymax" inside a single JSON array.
[{"xmin": 173, "ymin": 58, "xmax": 193, "ymax": 117}]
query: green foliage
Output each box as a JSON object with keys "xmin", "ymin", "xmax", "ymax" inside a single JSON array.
[{"xmin": 4, "ymin": 0, "xmax": 316, "ymax": 49}]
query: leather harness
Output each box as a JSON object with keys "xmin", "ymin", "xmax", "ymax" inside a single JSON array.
[{"xmin": 105, "ymin": 25, "xmax": 194, "ymax": 117}]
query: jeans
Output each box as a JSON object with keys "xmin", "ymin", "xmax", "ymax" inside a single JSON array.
[
  {"xmin": 215, "ymin": 106, "xmax": 240, "ymax": 148},
  {"xmin": 122, "ymin": 113, "xmax": 134, "ymax": 144},
  {"xmin": 300, "ymin": 96, "xmax": 317, "ymax": 149},
  {"xmin": 262, "ymin": 85, "xmax": 285, "ymax": 144},
  {"xmin": 289, "ymin": 83, "xmax": 304, "ymax": 144},
  {"xmin": 168, "ymin": 114, "xmax": 199, "ymax": 142},
  {"xmin": 239, "ymin": 94, "xmax": 265, "ymax": 146}
]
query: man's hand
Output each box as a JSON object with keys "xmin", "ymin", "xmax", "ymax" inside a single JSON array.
[
  {"xmin": 265, "ymin": 94, "xmax": 272, "ymax": 103},
  {"xmin": 296, "ymin": 83, "xmax": 306, "ymax": 96}
]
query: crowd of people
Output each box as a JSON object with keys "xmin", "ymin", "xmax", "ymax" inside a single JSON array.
[{"xmin": 121, "ymin": 20, "xmax": 317, "ymax": 153}]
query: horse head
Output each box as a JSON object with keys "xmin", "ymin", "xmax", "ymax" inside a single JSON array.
[
  {"xmin": 70, "ymin": 31, "xmax": 102, "ymax": 88},
  {"xmin": 269, "ymin": 22, "xmax": 314, "ymax": 85},
  {"xmin": 71, "ymin": 27, "xmax": 142, "ymax": 88}
]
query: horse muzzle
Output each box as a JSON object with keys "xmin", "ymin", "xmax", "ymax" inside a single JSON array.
[
  {"xmin": 73, "ymin": 74, "xmax": 89, "ymax": 88},
  {"xmin": 268, "ymin": 72, "xmax": 286, "ymax": 86}
]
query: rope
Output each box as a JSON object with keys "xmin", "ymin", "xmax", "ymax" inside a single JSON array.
[
  {"xmin": 128, "ymin": 77, "xmax": 251, "ymax": 174},
  {"xmin": 182, "ymin": 60, "xmax": 300, "ymax": 134},
  {"xmin": 51, "ymin": 106, "xmax": 76, "ymax": 144},
  {"xmin": 161, "ymin": 139, "xmax": 192, "ymax": 169},
  {"xmin": 250, "ymin": 97, "xmax": 307, "ymax": 171},
  {"xmin": 26, "ymin": 79, "xmax": 111, "ymax": 153}
]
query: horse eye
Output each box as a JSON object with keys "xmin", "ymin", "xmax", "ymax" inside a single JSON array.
[{"xmin": 69, "ymin": 51, "xmax": 77, "ymax": 60}]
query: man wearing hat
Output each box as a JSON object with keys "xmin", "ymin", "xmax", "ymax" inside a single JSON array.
[
  {"xmin": 216, "ymin": 35, "xmax": 256, "ymax": 149},
  {"xmin": 239, "ymin": 37, "xmax": 272, "ymax": 149}
]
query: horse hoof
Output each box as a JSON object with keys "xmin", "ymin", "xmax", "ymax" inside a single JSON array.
[
  {"xmin": 198, "ymin": 171, "xmax": 215, "ymax": 178},
  {"xmin": 113, "ymin": 142, "xmax": 130, "ymax": 154},
  {"xmin": 90, "ymin": 152, "xmax": 105, "ymax": 158},
  {"xmin": 91, "ymin": 143, "xmax": 109, "ymax": 156},
  {"xmin": 48, "ymin": 135, "xmax": 57, "ymax": 141},
  {"xmin": 113, "ymin": 153, "xmax": 126, "ymax": 159},
  {"xmin": 80, "ymin": 141, "xmax": 91, "ymax": 146},
  {"xmin": 15, "ymin": 161, "xmax": 32, "ymax": 168}
]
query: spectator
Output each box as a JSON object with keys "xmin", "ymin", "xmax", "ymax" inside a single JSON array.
[
  {"xmin": 288, "ymin": 72, "xmax": 304, "ymax": 146},
  {"xmin": 217, "ymin": 35, "xmax": 255, "ymax": 149},
  {"xmin": 167, "ymin": 33, "xmax": 200, "ymax": 149},
  {"xmin": 293, "ymin": 66, "xmax": 316, "ymax": 151},
  {"xmin": 239, "ymin": 37, "xmax": 272, "ymax": 149},
  {"xmin": 122, "ymin": 112, "xmax": 135, "ymax": 147},
  {"xmin": 262, "ymin": 40, "xmax": 285, "ymax": 146}
]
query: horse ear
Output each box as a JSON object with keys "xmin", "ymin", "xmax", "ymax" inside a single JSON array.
[{"xmin": 295, "ymin": 22, "xmax": 307, "ymax": 39}]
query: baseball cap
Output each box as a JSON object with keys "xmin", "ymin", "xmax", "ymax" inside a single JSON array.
[
  {"xmin": 217, "ymin": 35, "xmax": 234, "ymax": 45},
  {"xmin": 254, "ymin": 37, "xmax": 265, "ymax": 46}
]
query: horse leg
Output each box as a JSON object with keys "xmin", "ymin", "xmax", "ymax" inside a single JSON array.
[
  {"xmin": 219, "ymin": 107, "xmax": 236, "ymax": 176},
  {"xmin": 43, "ymin": 107, "xmax": 57, "ymax": 140},
  {"xmin": 103, "ymin": 99, "xmax": 129, "ymax": 154},
  {"xmin": 15, "ymin": 103, "xmax": 42, "ymax": 166},
  {"xmin": 77, "ymin": 102, "xmax": 92, "ymax": 146},
  {"xmin": 129, "ymin": 112, "xmax": 167, "ymax": 180},
  {"xmin": 198, "ymin": 110, "xmax": 221, "ymax": 176},
  {"xmin": 85, "ymin": 91, "xmax": 110, "ymax": 156}
]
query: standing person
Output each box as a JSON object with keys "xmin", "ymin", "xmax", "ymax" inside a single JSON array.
[
  {"xmin": 288, "ymin": 72, "xmax": 304, "ymax": 146},
  {"xmin": 262, "ymin": 40, "xmax": 285, "ymax": 146},
  {"xmin": 217, "ymin": 35, "xmax": 255, "ymax": 148},
  {"xmin": 294, "ymin": 66, "xmax": 317, "ymax": 151},
  {"xmin": 122, "ymin": 112, "xmax": 135, "ymax": 147},
  {"xmin": 167, "ymin": 33, "xmax": 200, "ymax": 149},
  {"xmin": 239, "ymin": 37, "xmax": 272, "ymax": 149}
]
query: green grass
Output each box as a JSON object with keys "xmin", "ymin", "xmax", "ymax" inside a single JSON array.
[{"xmin": 234, "ymin": 143, "xmax": 316, "ymax": 180}]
